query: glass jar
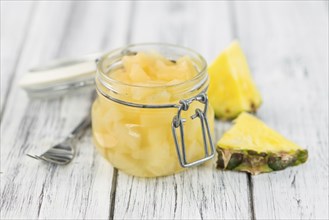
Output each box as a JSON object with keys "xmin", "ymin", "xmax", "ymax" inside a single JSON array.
[{"xmin": 92, "ymin": 43, "xmax": 215, "ymax": 177}]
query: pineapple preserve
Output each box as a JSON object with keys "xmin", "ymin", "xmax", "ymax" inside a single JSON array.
[{"xmin": 92, "ymin": 43, "xmax": 215, "ymax": 177}]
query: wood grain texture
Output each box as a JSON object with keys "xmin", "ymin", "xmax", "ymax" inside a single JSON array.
[
  {"xmin": 113, "ymin": 2, "xmax": 251, "ymax": 219},
  {"xmin": 233, "ymin": 1, "xmax": 329, "ymax": 219},
  {"xmin": 0, "ymin": 1, "xmax": 328, "ymax": 220},
  {"xmin": 0, "ymin": 1, "xmax": 131, "ymax": 219}
]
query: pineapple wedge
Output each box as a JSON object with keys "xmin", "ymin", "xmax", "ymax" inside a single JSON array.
[
  {"xmin": 208, "ymin": 41, "xmax": 262, "ymax": 120},
  {"xmin": 217, "ymin": 113, "xmax": 308, "ymax": 175}
]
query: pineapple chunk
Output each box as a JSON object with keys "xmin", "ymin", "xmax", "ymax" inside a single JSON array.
[
  {"xmin": 217, "ymin": 113, "xmax": 308, "ymax": 174},
  {"xmin": 92, "ymin": 52, "xmax": 214, "ymax": 177},
  {"xmin": 208, "ymin": 41, "xmax": 262, "ymax": 119},
  {"xmin": 129, "ymin": 64, "xmax": 151, "ymax": 83}
]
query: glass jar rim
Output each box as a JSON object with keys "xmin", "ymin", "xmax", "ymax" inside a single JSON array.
[{"xmin": 96, "ymin": 42, "xmax": 208, "ymax": 89}]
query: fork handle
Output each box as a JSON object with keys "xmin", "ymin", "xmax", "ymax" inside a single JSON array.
[{"xmin": 69, "ymin": 114, "xmax": 92, "ymax": 140}]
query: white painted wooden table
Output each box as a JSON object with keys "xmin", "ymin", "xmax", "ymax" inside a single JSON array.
[{"xmin": 1, "ymin": 1, "xmax": 328, "ymax": 219}]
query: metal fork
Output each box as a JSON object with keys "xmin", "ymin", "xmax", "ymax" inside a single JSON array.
[{"xmin": 27, "ymin": 114, "xmax": 91, "ymax": 165}]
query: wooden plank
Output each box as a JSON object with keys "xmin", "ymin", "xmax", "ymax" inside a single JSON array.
[
  {"xmin": 0, "ymin": 1, "xmax": 34, "ymax": 115},
  {"xmin": 233, "ymin": 1, "xmax": 328, "ymax": 219},
  {"xmin": 0, "ymin": 1, "xmax": 131, "ymax": 219},
  {"xmin": 113, "ymin": 2, "xmax": 251, "ymax": 219},
  {"xmin": 1, "ymin": 2, "xmax": 74, "ymax": 218}
]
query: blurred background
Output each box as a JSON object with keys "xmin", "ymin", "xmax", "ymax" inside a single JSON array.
[{"xmin": 1, "ymin": 1, "xmax": 328, "ymax": 98}]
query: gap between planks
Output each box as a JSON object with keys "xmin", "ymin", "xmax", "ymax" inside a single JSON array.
[
  {"xmin": 247, "ymin": 174, "xmax": 256, "ymax": 220},
  {"xmin": 25, "ymin": 2, "xmax": 77, "ymax": 217},
  {"xmin": 109, "ymin": 168, "xmax": 118, "ymax": 220},
  {"xmin": 108, "ymin": 2, "xmax": 137, "ymax": 219},
  {"xmin": 110, "ymin": 2, "xmax": 251, "ymax": 219},
  {"xmin": 1, "ymin": 2, "xmax": 119, "ymax": 218},
  {"xmin": 228, "ymin": 2, "xmax": 256, "ymax": 219}
]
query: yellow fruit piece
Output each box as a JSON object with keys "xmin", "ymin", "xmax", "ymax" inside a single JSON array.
[
  {"xmin": 129, "ymin": 64, "xmax": 151, "ymax": 83},
  {"xmin": 92, "ymin": 52, "xmax": 214, "ymax": 177},
  {"xmin": 219, "ymin": 113, "xmax": 303, "ymax": 153},
  {"xmin": 217, "ymin": 113, "xmax": 308, "ymax": 174},
  {"xmin": 208, "ymin": 41, "xmax": 262, "ymax": 119}
]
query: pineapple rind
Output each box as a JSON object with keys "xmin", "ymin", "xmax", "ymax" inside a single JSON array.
[
  {"xmin": 216, "ymin": 113, "xmax": 308, "ymax": 174},
  {"xmin": 217, "ymin": 148, "xmax": 308, "ymax": 175},
  {"xmin": 295, "ymin": 149, "xmax": 308, "ymax": 165}
]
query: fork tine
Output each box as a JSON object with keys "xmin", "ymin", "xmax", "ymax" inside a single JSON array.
[
  {"xmin": 27, "ymin": 150, "xmax": 73, "ymax": 164},
  {"xmin": 25, "ymin": 114, "xmax": 90, "ymax": 165},
  {"xmin": 26, "ymin": 154, "xmax": 41, "ymax": 160},
  {"xmin": 28, "ymin": 154, "xmax": 54, "ymax": 164},
  {"xmin": 27, "ymin": 154, "xmax": 49, "ymax": 162},
  {"xmin": 41, "ymin": 153, "xmax": 73, "ymax": 164},
  {"xmin": 27, "ymin": 154, "xmax": 52, "ymax": 164}
]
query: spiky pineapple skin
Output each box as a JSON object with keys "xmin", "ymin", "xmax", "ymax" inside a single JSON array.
[{"xmin": 216, "ymin": 147, "xmax": 308, "ymax": 175}]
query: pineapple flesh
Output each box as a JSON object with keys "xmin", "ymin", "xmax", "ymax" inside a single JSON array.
[
  {"xmin": 216, "ymin": 113, "xmax": 308, "ymax": 175},
  {"xmin": 92, "ymin": 52, "xmax": 214, "ymax": 177},
  {"xmin": 208, "ymin": 41, "xmax": 262, "ymax": 120}
]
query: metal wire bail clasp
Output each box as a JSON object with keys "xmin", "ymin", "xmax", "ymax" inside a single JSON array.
[{"xmin": 171, "ymin": 93, "xmax": 215, "ymax": 168}]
